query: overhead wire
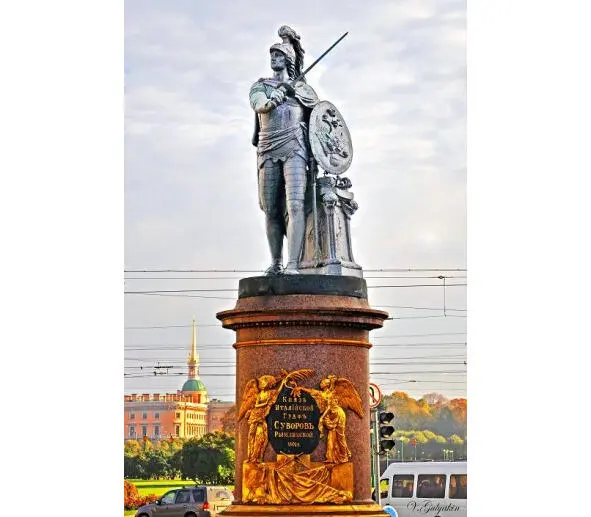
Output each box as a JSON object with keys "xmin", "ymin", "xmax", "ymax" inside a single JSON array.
[
  {"xmin": 124, "ymin": 268, "xmax": 467, "ymax": 273},
  {"xmin": 124, "ymin": 283, "xmax": 466, "ymax": 294},
  {"xmin": 124, "ymin": 274, "xmax": 467, "ymax": 281}
]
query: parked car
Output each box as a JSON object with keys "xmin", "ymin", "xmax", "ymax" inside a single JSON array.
[{"xmin": 135, "ymin": 485, "xmax": 234, "ymax": 517}]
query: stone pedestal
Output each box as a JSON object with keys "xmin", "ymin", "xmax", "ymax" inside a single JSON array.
[
  {"xmin": 216, "ymin": 275, "xmax": 389, "ymax": 517},
  {"xmin": 299, "ymin": 176, "xmax": 363, "ymax": 278}
]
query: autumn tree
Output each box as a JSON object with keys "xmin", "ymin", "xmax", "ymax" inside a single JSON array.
[
  {"xmin": 125, "ymin": 439, "xmax": 142, "ymax": 456},
  {"xmin": 421, "ymin": 393, "xmax": 449, "ymax": 407}
]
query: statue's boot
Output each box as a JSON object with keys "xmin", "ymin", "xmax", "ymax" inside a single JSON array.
[
  {"xmin": 265, "ymin": 260, "xmax": 283, "ymax": 276},
  {"xmin": 265, "ymin": 218, "xmax": 284, "ymax": 276},
  {"xmin": 284, "ymin": 200, "xmax": 305, "ymax": 275}
]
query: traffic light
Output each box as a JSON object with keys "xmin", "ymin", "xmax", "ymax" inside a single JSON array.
[{"xmin": 378, "ymin": 411, "xmax": 395, "ymax": 452}]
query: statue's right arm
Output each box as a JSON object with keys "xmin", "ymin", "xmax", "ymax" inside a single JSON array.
[{"xmin": 250, "ymin": 82, "xmax": 280, "ymax": 113}]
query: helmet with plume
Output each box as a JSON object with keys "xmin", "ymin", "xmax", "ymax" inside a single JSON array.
[{"xmin": 270, "ymin": 25, "xmax": 305, "ymax": 80}]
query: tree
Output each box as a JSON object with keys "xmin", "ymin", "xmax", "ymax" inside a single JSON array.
[
  {"xmin": 124, "ymin": 453, "xmax": 148, "ymax": 479},
  {"xmin": 421, "ymin": 393, "xmax": 449, "ymax": 407},
  {"xmin": 169, "ymin": 448, "xmax": 184, "ymax": 480},
  {"xmin": 180, "ymin": 432, "xmax": 235, "ymax": 484},
  {"xmin": 448, "ymin": 398, "xmax": 467, "ymax": 424},
  {"xmin": 449, "ymin": 434, "xmax": 464, "ymax": 446},
  {"xmin": 145, "ymin": 449, "xmax": 171, "ymax": 479},
  {"xmin": 141, "ymin": 436, "xmax": 154, "ymax": 452},
  {"xmin": 125, "ymin": 439, "xmax": 142, "ymax": 456}
]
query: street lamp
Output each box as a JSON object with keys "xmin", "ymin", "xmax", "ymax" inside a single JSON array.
[{"xmin": 442, "ymin": 448, "xmax": 454, "ymax": 461}]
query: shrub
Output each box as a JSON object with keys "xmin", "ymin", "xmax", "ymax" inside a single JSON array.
[
  {"xmin": 124, "ymin": 480, "xmax": 138, "ymax": 501},
  {"xmin": 123, "ymin": 481, "xmax": 158, "ymax": 510}
]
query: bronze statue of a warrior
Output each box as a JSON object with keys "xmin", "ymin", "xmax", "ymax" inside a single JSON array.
[{"xmin": 250, "ymin": 26, "xmax": 319, "ymax": 275}]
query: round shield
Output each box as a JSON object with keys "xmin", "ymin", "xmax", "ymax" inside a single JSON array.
[{"xmin": 309, "ymin": 100, "xmax": 353, "ymax": 175}]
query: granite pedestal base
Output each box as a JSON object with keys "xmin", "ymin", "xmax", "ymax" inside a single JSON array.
[
  {"xmin": 216, "ymin": 276, "xmax": 389, "ymax": 516},
  {"xmin": 218, "ymin": 502, "xmax": 388, "ymax": 516}
]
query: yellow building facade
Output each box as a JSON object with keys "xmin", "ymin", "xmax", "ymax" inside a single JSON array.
[{"xmin": 124, "ymin": 318, "xmax": 233, "ymax": 440}]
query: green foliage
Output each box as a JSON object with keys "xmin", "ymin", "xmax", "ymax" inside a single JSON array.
[
  {"xmin": 180, "ymin": 432, "xmax": 235, "ymax": 485},
  {"xmin": 449, "ymin": 434, "xmax": 464, "ymax": 445},
  {"xmin": 146, "ymin": 449, "xmax": 172, "ymax": 479},
  {"xmin": 124, "ymin": 438, "xmax": 181, "ymax": 480}
]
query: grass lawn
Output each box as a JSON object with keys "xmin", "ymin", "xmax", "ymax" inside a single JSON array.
[
  {"xmin": 125, "ymin": 479, "xmax": 190, "ymax": 516},
  {"xmin": 128, "ymin": 478, "xmax": 192, "ymax": 497},
  {"xmin": 125, "ymin": 479, "xmax": 235, "ymax": 515}
]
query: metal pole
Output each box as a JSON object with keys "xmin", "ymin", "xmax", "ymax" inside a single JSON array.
[
  {"xmin": 372, "ymin": 409, "xmax": 381, "ymax": 507},
  {"xmin": 370, "ymin": 412, "xmax": 375, "ymax": 497}
]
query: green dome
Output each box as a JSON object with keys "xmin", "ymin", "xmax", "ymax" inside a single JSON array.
[{"xmin": 182, "ymin": 378, "xmax": 207, "ymax": 392}]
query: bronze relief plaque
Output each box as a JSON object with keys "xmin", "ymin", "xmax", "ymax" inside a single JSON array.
[{"xmin": 266, "ymin": 384, "xmax": 321, "ymax": 455}]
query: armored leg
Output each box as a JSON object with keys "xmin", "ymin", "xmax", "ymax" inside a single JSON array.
[
  {"xmin": 259, "ymin": 162, "xmax": 285, "ymax": 275},
  {"xmin": 283, "ymin": 156, "xmax": 307, "ymax": 274}
]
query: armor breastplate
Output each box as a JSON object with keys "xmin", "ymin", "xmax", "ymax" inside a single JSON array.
[{"xmin": 259, "ymin": 97, "xmax": 305, "ymax": 132}]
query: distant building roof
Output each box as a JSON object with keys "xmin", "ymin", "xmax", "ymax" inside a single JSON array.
[{"xmin": 182, "ymin": 378, "xmax": 207, "ymax": 393}]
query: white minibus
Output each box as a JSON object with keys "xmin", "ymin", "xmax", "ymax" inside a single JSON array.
[{"xmin": 379, "ymin": 461, "xmax": 467, "ymax": 517}]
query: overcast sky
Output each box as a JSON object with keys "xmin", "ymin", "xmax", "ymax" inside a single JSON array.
[{"xmin": 124, "ymin": 0, "xmax": 466, "ymax": 402}]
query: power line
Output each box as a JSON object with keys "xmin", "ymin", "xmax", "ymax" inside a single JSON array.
[
  {"xmin": 124, "ymin": 369, "xmax": 466, "ymax": 378},
  {"xmin": 373, "ymin": 379, "xmax": 467, "ymax": 384},
  {"xmin": 123, "ymin": 341, "xmax": 467, "ymax": 350},
  {"xmin": 126, "ymin": 293, "xmax": 236, "ymax": 300},
  {"xmin": 127, "ymin": 364, "xmax": 467, "ymax": 370},
  {"xmin": 124, "ymin": 275, "xmax": 467, "ymax": 281},
  {"xmin": 389, "ymin": 315, "xmax": 467, "ymax": 320},
  {"xmin": 123, "ymin": 324, "xmax": 467, "ymax": 334},
  {"xmin": 124, "ymin": 283, "xmax": 466, "ymax": 294},
  {"xmin": 372, "ymin": 332, "xmax": 466, "ymax": 339},
  {"xmin": 376, "ymin": 305, "xmax": 466, "ymax": 312},
  {"xmin": 125, "ymin": 324, "xmax": 221, "ymax": 330},
  {"xmin": 125, "ymin": 353, "xmax": 466, "ymax": 364},
  {"xmin": 124, "ymin": 268, "xmax": 467, "ymax": 273},
  {"xmin": 124, "ymin": 359, "xmax": 467, "ymax": 369}
]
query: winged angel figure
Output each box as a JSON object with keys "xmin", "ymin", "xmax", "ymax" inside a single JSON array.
[
  {"xmin": 295, "ymin": 375, "xmax": 363, "ymax": 464},
  {"xmin": 238, "ymin": 368, "xmax": 314, "ymax": 463}
]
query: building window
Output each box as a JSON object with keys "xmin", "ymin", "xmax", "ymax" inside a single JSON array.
[
  {"xmin": 129, "ymin": 425, "xmax": 135, "ymax": 437},
  {"xmin": 129, "ymin": 412, "xmax": 135, "ymax": 420},
  {"xmin": 142, "ymin": 426, "xmax": 148, "ymax": 437},
  {"xmin": 175, "ymin": 412, "xmax": 181, "ymax": 419},
  {"xmin": 154, "ymin": 412, "xmax": 160, "ymax": 420},
  {"xmin": 142, "ymin": 412, "xmax": 148, "ymax": 420},
  {"xmin": 154, "ymin": 425, "xmax": 160, "ymax": 437}
]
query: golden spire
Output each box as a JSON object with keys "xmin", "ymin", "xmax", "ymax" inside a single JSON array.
[{"xmin": 187, "ymin": 316, "xmax": 199, "ymax": 379}]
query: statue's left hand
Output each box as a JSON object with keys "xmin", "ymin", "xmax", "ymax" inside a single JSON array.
[
  {"xmin": 277, "ymin": 82, "xmax": 296, "ymax": 97},
  {"xmin": 269, "ymin": 88, "xmax": 285, "ymax": 105}
]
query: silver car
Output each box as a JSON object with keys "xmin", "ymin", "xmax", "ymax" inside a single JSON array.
[{"xmin": 135, "ymin": 486, "xmax": 234, "ymax": 517}]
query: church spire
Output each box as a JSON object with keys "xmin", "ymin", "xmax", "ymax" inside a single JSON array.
[{"xmin": 187, "ymin": 316, "xmax": 199, "ymax": 379}]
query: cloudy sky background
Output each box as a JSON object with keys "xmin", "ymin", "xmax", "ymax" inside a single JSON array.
[{"xmin": 124, "ymin": 0, "xmax": 466, "ymax": 402}]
